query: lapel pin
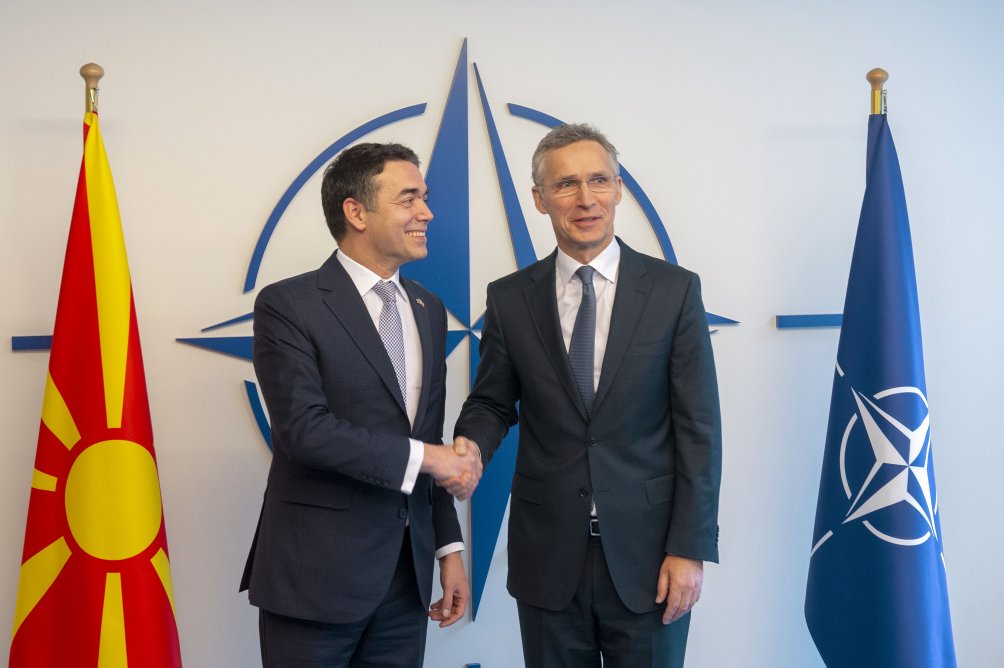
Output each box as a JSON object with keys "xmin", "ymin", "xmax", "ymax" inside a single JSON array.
[{"xmin": 416, "ymin": 298, "xmax": 425, "ymax": 308}]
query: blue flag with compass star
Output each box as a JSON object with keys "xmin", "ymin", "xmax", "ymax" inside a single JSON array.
[{"xmin": 805, "ymin": 113, "xmax": 956, "ymax": 667}]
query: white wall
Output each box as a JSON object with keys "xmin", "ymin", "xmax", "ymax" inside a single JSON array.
[{"xmin": 2, "ymin": 1, "xmax": 1002, "ymax": 665}]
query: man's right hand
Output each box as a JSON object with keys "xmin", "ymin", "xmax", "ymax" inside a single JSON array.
[{"xmin": 420, "ymin": 441, "xmax": 482, "ymax": 500}]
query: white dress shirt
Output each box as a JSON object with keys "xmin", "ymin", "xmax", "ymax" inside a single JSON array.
[
  {"xmin": 336, "ymin": 251, "xmax": 425, "ymax": 492},
  {"xmin": 337, "ymin": 251, "xmax": 463, "ymax": 559},
  {"xmin": 555, "ymin": 240, "xmax": 621, "ymax": 393},
  {"xmin": 555, "ymin": 240, "xmax": 621, "ymax": 517}
]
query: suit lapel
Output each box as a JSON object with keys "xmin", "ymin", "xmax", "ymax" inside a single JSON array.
[
  {"xmin": 524, "ymin": 252, "xmax": 590, "ymax": 421},
  {"xmin": 594, "ymin": 241, "xmax": 651, "ymax": 412},
  {"xmin": 318, "ymin": 254, "xmax": 407, "ymax": 415},
  {"xmin": 402, "ymin": 279, "xmax": 432, "ymax": 436}
]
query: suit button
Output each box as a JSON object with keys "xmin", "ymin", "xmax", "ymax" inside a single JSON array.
[
  {"xmin": 398, "ymin": 508, "xmax": 408, "ymax": 519},
  {"xmin": 587, "ymin": 438, "xmax": 598, "ymax": 447},
  {"xmin": 578, "ymin": 488, "xmax": 589, "ymax": 498}
]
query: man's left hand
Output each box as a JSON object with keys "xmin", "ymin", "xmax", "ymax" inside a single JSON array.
[
  {"xmin": 428, "ymin": 551, "xmax": 469, "ymax": 628},
  {"xmin": 655, "ymin": 555, "xmax": 703, "ymax": 625}
]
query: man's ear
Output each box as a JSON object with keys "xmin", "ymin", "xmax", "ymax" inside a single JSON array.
[
  {"xmin": 531, "ymin": 186, "xmax": 548, "ymax": 215},
  {"xmin": 343, "ymin": 197, "xmax": 367, "ymax": 233}
]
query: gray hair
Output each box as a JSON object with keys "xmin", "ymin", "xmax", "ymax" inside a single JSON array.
[{"xmin": 531, "ymin": 123, "xmax": 620, "ymax": 185}]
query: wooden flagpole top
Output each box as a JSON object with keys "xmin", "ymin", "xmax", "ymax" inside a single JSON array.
[
  {"xmin": 867, "ymin": 68, "xmax": 888, "ymax": 115},
  {"xmin": 80, "ymin": 63, "xmax": 104, "ymax": 113}
]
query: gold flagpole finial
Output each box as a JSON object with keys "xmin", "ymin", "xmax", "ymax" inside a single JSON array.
[
  {"xmin": 80, "ymin": 63, "xmax": 104, "ymax": 114},
  {"xmin": 867, "ymin": 68, "xmax": 888, "ymax": 115}
]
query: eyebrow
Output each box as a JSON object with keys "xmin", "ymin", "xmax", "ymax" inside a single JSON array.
[
  {"xmin": 550, "ymin": 170, "xmax": 612, "ymax": 181},
  {"xmin": 393, "ymin": 186, "xmax": 428, "ymax": 199}
]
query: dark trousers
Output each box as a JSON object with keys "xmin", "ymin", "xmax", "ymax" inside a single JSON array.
[
  {"xmin": 517, "ymin": 537, "xmax": 690, "ymax": 668},
  {"xmin": 259, "ymin": 535, "xmax": 427, "ymax": 668}
]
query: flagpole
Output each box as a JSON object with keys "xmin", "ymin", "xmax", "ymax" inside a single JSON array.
[
  {"xmin": 867, "ymin": 67, "xmax": 888, "ymax": 115},
  {"xmin": 80, "ymin": 62, "xmax": 104, "ymax": 113}
]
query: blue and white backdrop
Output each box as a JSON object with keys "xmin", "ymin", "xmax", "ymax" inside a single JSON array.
[{"xmin": 3, "ymin": 1, "xmax": 1002, "ymax": 666}]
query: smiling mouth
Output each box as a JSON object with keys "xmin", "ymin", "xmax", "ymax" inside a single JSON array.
[{"xmin": 406, "ymin": 231, "xmax": 427, "ymax": 238}]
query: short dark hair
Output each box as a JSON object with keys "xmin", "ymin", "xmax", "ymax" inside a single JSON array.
[
  {"xmin": 321, "ymin": 142, "xmax": 421, "ymax": 241},
  {"xmin": 531, "ymin": 123, "xmax": 619, "ymax": 185}
]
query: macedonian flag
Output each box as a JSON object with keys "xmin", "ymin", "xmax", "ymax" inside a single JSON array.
[{"xmin": 9, "ymin": 111, "xmax": 182, "ymax": 667}]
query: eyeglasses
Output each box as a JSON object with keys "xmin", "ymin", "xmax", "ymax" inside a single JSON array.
[{"xmin": 537, "ymin": 175, "xmax": 617, "ymax": 198}]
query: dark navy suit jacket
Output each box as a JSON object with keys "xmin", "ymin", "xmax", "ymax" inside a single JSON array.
[
  {"xmin": 455, "ymin": 239, "xmax": 721, "ymax": 613},
  {"xmin": 240, "ymin": 251, "xmax": 461, "ymax": 624}
]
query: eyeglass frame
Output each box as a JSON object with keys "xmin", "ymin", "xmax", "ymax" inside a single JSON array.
[{"xmin": 533, "ymin": 173, "xmax": 619, "ymax": 198}]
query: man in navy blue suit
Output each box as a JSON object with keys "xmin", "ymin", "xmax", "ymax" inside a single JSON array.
[
  {"xmin": 241, "ymin": 143, "xmax": 481, "ymax": 667},
  {"xmin": 453, "ymin": 124, "xmax": 722, "ymax": 667}
]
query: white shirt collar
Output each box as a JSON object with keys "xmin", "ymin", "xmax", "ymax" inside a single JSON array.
[
  {"xmin": 336, "ymin": 249, "xmax": 405, "ymax": 299},
  {"xmin": 555, "ymin": 238, "xmax": 621, "ymax": 285}
]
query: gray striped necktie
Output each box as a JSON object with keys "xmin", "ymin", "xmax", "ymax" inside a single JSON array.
[
  {"xmin": 568, "ymin": 266, "xmax": 596, "ymax": 414},
  {"xmin": 372, "ymin": 280, "xmax": 407, "ymax": 404}
]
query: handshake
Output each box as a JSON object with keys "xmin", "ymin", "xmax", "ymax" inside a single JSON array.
[{"xmin": 420, "ymin": 437, "xmax": 482, "ymax": 501}]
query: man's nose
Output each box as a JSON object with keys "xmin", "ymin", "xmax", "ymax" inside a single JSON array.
[
  {"xmin": 574, "ymin": 181, "xmax": 597, "ymax": 206},
  {"xmin": 417, "ymin": 198, "xmax": 433, "ymax": 221}
]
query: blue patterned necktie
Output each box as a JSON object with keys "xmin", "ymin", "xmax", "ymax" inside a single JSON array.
[
  {"xmin": 568, "ymin": 266, "xmax": 596, "ymax": 414},
  {"xmin": 372, "ymin": 280, "xmax": 407, "ymax": 404}
]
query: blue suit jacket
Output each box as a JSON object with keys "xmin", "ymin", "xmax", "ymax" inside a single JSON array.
[
  {"xmin": 455, "ymin": 240, "xmax": 721, "ymax": 613},
  {"xmin": 240, "ymin": 251, "xmax": 461, "ymax": 624}
]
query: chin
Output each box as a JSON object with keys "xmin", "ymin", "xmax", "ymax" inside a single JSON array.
[{"xmin": 577, "ymin": 235, "xmax": 610, "ymax": 248}]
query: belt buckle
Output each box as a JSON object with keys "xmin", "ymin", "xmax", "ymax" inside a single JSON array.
[{"xmin": 589, "ymin": 518, "xmax": 601, "ymax": 537}]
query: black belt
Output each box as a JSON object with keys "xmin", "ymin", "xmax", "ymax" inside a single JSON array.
[{"xmin": 589, "ymin": 518, "xmax": 601, "ymax": 537}]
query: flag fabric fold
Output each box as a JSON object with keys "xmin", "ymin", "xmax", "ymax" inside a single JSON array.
[
  {"xmin": 805, "ymin": 113, "xmax": 956, "ymax": 667},
  {"xmin": 10, "ymin": 112, "xmax": 182, "ymax": 667}
]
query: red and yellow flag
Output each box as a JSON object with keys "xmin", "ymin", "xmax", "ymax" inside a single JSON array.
[{"xmin": 10, "ymin": 112, "xmax": 182, "ymax": 667}]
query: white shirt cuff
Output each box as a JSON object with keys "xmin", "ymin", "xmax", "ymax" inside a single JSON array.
[
  {"xmin": 435, "ymin": 542, "xmax": 465, "ymax": 560},
  {"xmin": 400, "ymin": 438, "xmax": 424, "ymax": 494}
]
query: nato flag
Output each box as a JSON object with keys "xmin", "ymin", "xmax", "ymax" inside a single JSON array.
[{"xmin": 805, "ymin": 114, "xmax": 956, "ymax": 667}]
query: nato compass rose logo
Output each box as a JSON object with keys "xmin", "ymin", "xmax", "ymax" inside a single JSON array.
[
  {"xmin": 839, "ymin": 383, "xmax": 940, "ymax": 546},
  {"xmin": 809, "ymin": 357, "xmax": 946, "ymax": 563},
  {"xmin": 176, "ymin": 39, "xmax": 736, "ymax": 617}
]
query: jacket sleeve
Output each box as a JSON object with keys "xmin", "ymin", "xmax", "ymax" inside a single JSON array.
[
  {"xmin": 664, "ymin": 273, "xmax": 723, "ymax": 563},
  {"xmin": 252, "ymin": 283, "xmax": 412, "ymax": 490},
  {"xmin": 427, "ymin": 297, "xmax": 463, "ymax": 548}
]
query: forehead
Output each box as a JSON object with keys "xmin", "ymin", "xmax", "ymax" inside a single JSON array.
[
  {"xmin": 540, "ymin": 140, "xmax": 616, "ymax": 179},
  {"xmin": 374, "ymin": 160, "xmax": 426, "ymax": 194}
]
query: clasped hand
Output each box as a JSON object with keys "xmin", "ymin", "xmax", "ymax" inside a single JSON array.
[{"xmin": 422, "ymin": 437, "xmax": 482, "ymax": 500}]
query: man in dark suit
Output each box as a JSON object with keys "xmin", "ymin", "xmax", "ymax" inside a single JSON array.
[
  {"xmin": 452, "ymin": 124, "xmax": 722, "ymax": 667},
  {"xmin": 241, "ymin": 143, "xmax": 482, "ymax": 667}
]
